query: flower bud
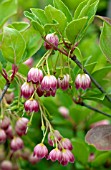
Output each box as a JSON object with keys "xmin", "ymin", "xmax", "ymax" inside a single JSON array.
[
  {"xmin": 5, "ymin": 92, "xmax": 14, "ymax": 104},
  {"xmin": 44, "ymin": 33, "xmax": 59, "ymax": 50},
  {"xmin": 47, "ymin": 148, "xmax": 62, "ymax": 162},
  {"xmin": 10, "ymin": 137, "xmax": 24, "ymax": 151},
  {"xmin": 34, "ymin": 143, "xmax": 48, "ymax": 159},
  {"xmin": 29, "ymin": 154, "xmax": 40, "ymax": 164},
  {"xmin": 21, "ymin": 82, "xmax": 35, "ymax": 99},
  {"xmin": 58, "ymin": 106, "xmax": 69, "ymax": 118},
  {"xmin": 60, "ymin": 149, "xmax": 75, "ymax": 166},
  {"xmin": 1, "ymin": 160, "xmax": 12, "ymax": 170},
  {"xmin": 36, "ymin": 85, "xmax": 44, "ymax": 97},
  {"xmin": 0, "ymin": 129, "xmax": 7, "ymax": 143},
  {"xmin": 15, "ymin": 117, "xmax": 29, "ymax": 136},
  {"xmin": 59, "ymin": 138, "xmax": 73, "ymax": 150},
  {"xmin": 57, "ymin": 74, "xmax": 70, "ymax": 90},
  {"xmin": 24, "ymin": 57, "xmax": 34, "ymax": 68},
  {"xmin": 5, "ymin": 125, "xmax": 13, "ymax": 139},
  {"xmin": 0, "ymin": 116, "xmax": 10, "ymax": 130},
  {"xmin": 48, "ymin": 130, "xmax": 62, "ymax": 146},
  {"xmin": 41, "ymin": 75, "xmax": 57, "ymax": 97},
  {"xmin": 27, "ymin": 68, "xmax": 43, "ymax": 84},
  {"xmin": 24, "ymin": 99, "xmax": 39, "ymax": 113},
  {"xmin": 75, "ymin": 73, "xmax": 91, "ymax": 90}
]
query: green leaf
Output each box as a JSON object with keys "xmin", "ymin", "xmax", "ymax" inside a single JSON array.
[
  {"xmin": 53, "ymin": 0, "xmax": 72, "ymax": 22},
  {"xmin": 31, "ymin": 21, "xmax": 44, "ymax": 35},
  {"xmin": 66, "ymin": 17, "xmax": 88, "ymax": 43},
  {"xmin": 0, "ymin": 50, "xmax": 7, "ymax": 68},
  {"xmin": 0, "ymin": 0, "xmax": 17, "ymax": 27},
  {"xmin": 92, "ymin": 66, "xmax": 111, "ymax": 83},
  {"xmin": 45, "ymin": 5, "xmax": 67, "ymax": 34},
  {"xmin": 44, "ymin": 23, "xmax": 59, "ymax": 34},
  {"xmin": 82, "ymin": 90, "xmax": 105, "ymax": 101},
  {"xmin": 22, "ymin": 26, "xmax": 43, "ymax": 62},
  {"xmin": 8, "ymin": 22, "xmax": 30, "ymax": 32},
  {"xmin": 1, "ymin": 27, "xmax": 26, "ymax": 64},
  {"xmin": 72, "ymin": 138, "xmax": 89, "ymax": 164},
  {"xmin": 31, "ymin": 8, "xmax": 48, "ymax": 25},
  {"xmin": 100, "ymin": 22, "xmax": 111, "ymax": 63},
  {"xmin": 18, "ymin": 64, "xmax": 29, "ymax": 76},
  {"xmin": 91, "ymin": 152, "xmax": 110, "ymax": 167},
  {"xmin": 24, "ymin": 11, "xmax": 37, "ymax": 21}
]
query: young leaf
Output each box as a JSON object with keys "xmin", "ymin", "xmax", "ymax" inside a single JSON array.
[
  {"xmin": 8, "ymin": 22, "xmax": 30, "ymax": 32},
  {"xmin": 100, "ymin": 22, "xmax": 111, "ymax": 63},
  {"xmin": 85, "ymin": 125, "xmax": 111, "ymax": 150},
  {"xmin": 31, "ymin": 21, "xmax": 44, "ymax": 35},
  {"xmin": 66, "ymin": 17, "xmax": 88, "ymax": 44},
  {"xmin": 1, "ymin": 27, "xmax": 26, "ymax": 64},
  {"xmin": 53, "ymin": 0, "xmax": 72, "ymax": 22},
  {"xmin": 0, "ymin": 0, "xmax": 17, "ymax": 27},
  {"xmin": 31, "ymin": 8, "xmax": 48, "ymax": 25},
  {"xmin": 45, "ymin": 5, "xmax": 67, "ymax": 34}
]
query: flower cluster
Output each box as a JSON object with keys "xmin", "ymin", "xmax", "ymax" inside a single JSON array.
[{"xmin": 33, "ymin": 130, "xmax": 74, "ymax": 166}]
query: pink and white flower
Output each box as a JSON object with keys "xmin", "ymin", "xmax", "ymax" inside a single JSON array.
[
  {"xmin": 41, "ymin": 75, "xmax": 57, "ymax": 97},
  {"xmin": 24, "ymin": 99, "xmax": 39, "ymax": 113},
  {"xmin": 10, "ymin": 137, "xmax": 24, "ymax": 151},
  {"xmin": 27, "ymin": 68, "xmax": 43, "ymax": 84},
  {"xmin": 57, "ymin": 74, "xmax": 70, "ymax": 91},
  {"xmin": 59, "ymin": 138, "xmax": 73, "ymax": 150},
  {"xmin": 21, "ymin": 82, "xmax": 35, "ymax": 99},
  {"xmin": 1, "ymin": 160, "xmax": 12, "ymax": 170},
  {"xmin": 44, "ymin": 33, "xmax": 59, "ymax": 50},
  {"xmin": 34, "ymin": 143, "xmax": 48, "ymax": 159},
  {"xmin": 0, "ymin": 129, "xmax": 7, "ymax": 143},
  {"xmin": 48, "ymin": 130, "xmax": 62, "ymax": 146},
  {"xmin": 75, "ymin": 73, "xmax": 91, "ymax": 90},
  {"xmin": 47, "ymin": 148, "xmax": 62, "ymax": 162},
  {"xmin": 15, "ymin": 117, "xmax": 29, "ymax": 136},
  {"xmin": 60, "ymin": 149, "xmax": 75, "ymax": 166}
]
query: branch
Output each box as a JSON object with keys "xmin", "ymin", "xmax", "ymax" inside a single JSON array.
[
  {"xmin": 75, "ymin": 100, "xmax": 111, "ymax": 118},
  {"xmin": 0, "ymin": 82, "xmax": 10, "ymax": 103},
  {"xmin": 43, "ymin": 37, "xmax": 111, "ymax": 103}
]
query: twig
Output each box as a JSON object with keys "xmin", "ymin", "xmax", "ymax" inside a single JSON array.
[
  {"xmin": 75, "ymin": 100, "xmax": 111, "ymax": 118},
  {"xmin": 43, "ymin": 36, "xmax": 111, "ymax": 103},
  {"xmin": 0, "ymin": 82, "xmax": 10, "ymax": 103}
]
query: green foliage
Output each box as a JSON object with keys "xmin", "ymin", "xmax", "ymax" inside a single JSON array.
[
  {"xmin": 0, "ymin": 0, "xmax": 17, "ymax": 28},
  {"xmin": 72, "ymin": 138, "xmax": 89, "ymax": 165},
  {"xmin": 53, "ymin": 0, "xmax": 72, "ymax": 22},
  {"xmin": 1, "ymin": 27, "xmax": 26, "ymax": 63},
  {"xmin": 100, "ymin": 21, "xmax": 111, "ymax": 63},
  {"xmin": 66, "ymin": 17, "xmax": 88, "ymax": 43}
]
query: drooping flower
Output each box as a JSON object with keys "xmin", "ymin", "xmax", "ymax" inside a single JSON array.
[
  {"xmin": 47, "ymin": 148, "xmax": 62, "ymax": 162},
  {"xmin": 15, "ymin": 117, "xmax": 29, "ymax": 136},
  {"xmin": 10, "ymin": 137, "xmax": 24, "ymax": 151},
  {"xmin": 75, "ymin": 73, "xmax": 91, "ymax": 90},
  {"xmin": 60, "ymin": 149, "xmax": 75, "ymax": 166},
  {"xmin": 29, "ymin": 154, "xmax": 40, "ymax": 164},
  {"xmin": 24, "ymin": 99, "xmax": 39, "ymax": 113},
  {"xmin": 58, "ymin": 106, "xmax": 69, "ymax": 118},
  {"xmin": 59, "ymin": 138, "xmax": 73, "ymax": 150},
  {"xmin": 48, "ymin": 130, "xmax": 62, "ymax": 146},
  {"xmin": 57, "ymin": 74, "xmax": 70, "ymax": 91},
  {"xmin": 24, "ymin": 57, "xmax": 34, "ymax": 68},
  {"xmin": 36, "ymin": 85, "xmax": 44, "ymax": 97},
  {"xmin": 27, "ymin": 68, "xmax": 43, "ymax": 84},
  {"xmin": 44, "ymin": 33, "xmax": 59, "ymax": 50},
  {"xmin": 1, "ymin": 160, "xmax": 12, "ymax": 170},
  {"xmin": 34, "ymin": 143, "xmax": 48, "ymax": 159},
  {"xmin": 5, "ymin": 125, "xmax": 13, "ymax": 139},
  {"xmin": 41, "ymin": 75, "xmax": 57, "ymax": 97},
  {"xmin": 0, "ymin": 116, "xmax": 10, "ymax": 130},
  {"xmin": 0, "ymin": 129, "xmax": 7, "ymax": 143},
  {"xmin": 21, "ymin": 82, "xmax": 35, "ymax": 99}
]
